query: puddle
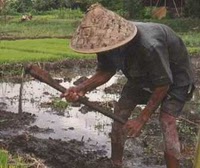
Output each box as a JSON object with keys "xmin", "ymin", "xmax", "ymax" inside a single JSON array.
[
  {"xmin": 0, "ymin": 68, "xmax": 199, "ymax": 168},
  {"xmin": 0, "ymin": 72, "xmax": 122, "ymax": 156}
]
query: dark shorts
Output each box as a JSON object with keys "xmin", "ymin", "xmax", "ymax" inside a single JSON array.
[{"xmin": 120, "ymin": 82, "xmax": 195, "ymax": 117}]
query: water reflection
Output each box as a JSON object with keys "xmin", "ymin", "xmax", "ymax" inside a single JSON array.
[
  {"xmin": 0, "ymin": 74, "xmax": 121, "ymax": 156},
  {"xmin": 0, "ymin": 72, "xmax": 199, "ymax": 166}
]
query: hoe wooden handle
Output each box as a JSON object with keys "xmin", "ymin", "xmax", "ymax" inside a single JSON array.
[{"xmin": 25, "ymin": 64, "xmax": 126, "ymax": 124}]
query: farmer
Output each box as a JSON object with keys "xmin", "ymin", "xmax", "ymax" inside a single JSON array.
[{"xmin": 61, "ymin": 3, "xmax": 195, "ymax": 168}]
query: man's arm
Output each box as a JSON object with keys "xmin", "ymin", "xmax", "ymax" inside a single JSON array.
[
  {"xmin": 78, "ymin": 70, "xmax": 116, "ymax": 93},
  {"xmin": 124, "ymin": 85, "xmax": 169, "ymax": 137},
  {"xmin": 61, "ymin": 70, "xmax": 115, "ymax": 102}
]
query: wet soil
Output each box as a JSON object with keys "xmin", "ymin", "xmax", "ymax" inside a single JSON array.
[
  {"xmin": 0, "ymin": 57, "xmax": 200, "ymax": 168},
  {"xmin": 1, "ymin": 134, "xmax": 112, "ymax": 168},
  {"xmin": 0, "ymin": 111, "xmax": 35, "ymax": 130}
]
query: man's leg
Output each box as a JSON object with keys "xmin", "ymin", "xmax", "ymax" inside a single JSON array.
[
  {"xmin": 160, "ymin": 112, "xmax": 181, "ymax": 168},
  {"xmin": 111, "ymin": 98, "xmax": 137, "ymax": 167},
  {"xmin": 160, "ymin": 84, "xmax": 193, "ymax": 168}
]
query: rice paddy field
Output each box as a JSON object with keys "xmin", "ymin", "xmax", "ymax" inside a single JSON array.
[
  {"xmin": 0, "ymin": 39, "xmax": 94, "ymax": 64},
  {"xmin": 0, "ymin": 10, "xmax": 200, "ymax": 64},
  {"xmin": 0, "ymin": 9, "xmax": 200, "ymax": 168}
]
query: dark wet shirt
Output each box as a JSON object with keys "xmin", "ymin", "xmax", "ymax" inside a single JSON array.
[{"xmin": 97, "ymin": 22, "xmax": 194, "ymax": 90}]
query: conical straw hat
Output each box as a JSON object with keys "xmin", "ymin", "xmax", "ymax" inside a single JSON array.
[{"xmin": 70, "ymin": 3, "xmax": 137, "ymax": 54}]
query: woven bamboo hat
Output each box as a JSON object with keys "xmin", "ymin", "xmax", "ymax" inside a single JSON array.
[{"xmin": 70, "ymin": 3, "xmax": 137, "ymax": 54}]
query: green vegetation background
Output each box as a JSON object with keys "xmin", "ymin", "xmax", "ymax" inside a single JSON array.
[{"xmin": 0, "ymin": 8, "xmax": 200, "ymax": 64}]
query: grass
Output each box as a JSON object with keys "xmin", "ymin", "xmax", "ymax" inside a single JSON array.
[
  {"xmin": 181, "ymin": 32, "xmax": 200, "ymax": 55},
  {"xmin": 0, "ymin": 150, "xmax": 8, "ymax": 168},
  {"xmin": 0, "ymin": 10, "xmax": 94, "ymax": 64},
  {"xmin": 0, "ymin": 39, "xmax": 94, "ymax": 64},
  {"xmin": 182, "ymin": 33, "xmax": 200, "ymax": 47},
  {"xmin": 145, "ymin": 18, "xmax": 200, "ymax": 33},
  {"xmin": 0, "ymin": 9, "xmax": 82, "ymax": 38},
  {"xmin": 194, "ymin": 129, "xmax": 200, "ymax": 168},
  {"xmin": 0, "ymin": 11, "xmax": 200, "ymax": 64},
  {"xmin": 0, "ymin": 149, "xmax": 28, "ymax": 168},
  {"xmin": 0, "ymin": 36, "xmax": 198, "ymax": 64}
]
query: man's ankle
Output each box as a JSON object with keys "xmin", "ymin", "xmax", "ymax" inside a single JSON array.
[
  {"xmin": 164, "ymin": 152, "xmax": 180, "ymax": 168},
  {"xmin": 111, "ymin": 160, "xmax": 122, "ymax": 168}
]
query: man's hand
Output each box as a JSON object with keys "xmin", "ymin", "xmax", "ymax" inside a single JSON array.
[
  {"xmin": 60, "ymin": 71, "xmax": 115, "ymax": 102},
  {"xmin": 123, "ymin": 118, "xmax": 145, "ymax": 138},
  {"xmin": 123, "ymin": 85, "xmax": 169, "ymax": 138},
  {"xmin": 60, "ymin": 86, "xmax": 86, "ymax": 102}
]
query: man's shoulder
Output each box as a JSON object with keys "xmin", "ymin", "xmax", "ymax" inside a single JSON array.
[
  {"xmin": 131, "ymin": 22, "xmax": 177, "ymax": 47},
  {"xmin": 134, "ymin": 21, "xmax": 175, "ymax": 36},
  {"xmin": 129, "ymin": 22, "xmax": 164, "ymax": 49},
  {"xmin": 134, "ymin": 22, "xmax": 170, "ymax": 29}
]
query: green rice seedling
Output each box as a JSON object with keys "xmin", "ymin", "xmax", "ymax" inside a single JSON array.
[
  {"xmin": 0, "ymin": 39, "xmax": 94, "ymax": 64},
  {"xmin": 0, "ymin": 149, "xmax": 30, "ymax": 168},
  {"xmin": 188, "ymin": 47, "xmax": 200, "ymax": 56},
  {"xmin": 0, "ymin": 9, "xmax": 83, "ymax": 39},
  {"xmin": 0, "ymin": 150, "xmax": 8, "ymax": 168},
  {"xmin": 52, "ymin": 98, "xmax": 70, "ymax": 110},
  {"xmin": 193, "ymin": 128, "xmax": 200, "ymax": 168},
  {"xmin": 182, "ymin": 32, "xmax": 200, "ymax": 48}
]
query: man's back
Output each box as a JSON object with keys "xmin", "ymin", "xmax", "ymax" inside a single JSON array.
[{"xmin": 124, "ymin": 22, "xmax": 194, "ymax": 88}]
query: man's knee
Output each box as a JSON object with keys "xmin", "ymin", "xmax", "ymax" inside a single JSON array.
[
  {"xmin": 114, "ymin": 100, "xmax": 136, "ymax": 120},
  {"xmin": 159, "ymin": 112, "xmax": 176, "ymax": 125},
  {"xmin": 111, "ymin": 101, "xmax": 135, "ymax": 143}
]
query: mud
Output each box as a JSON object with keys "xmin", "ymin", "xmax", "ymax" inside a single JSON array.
[
  {"xmin": 1, "ymin": 134, "xmax": 112, "ymax": 168},
  {"xmin": 0, "ymin": 111, "xmax": 35, "ymax": 130},
  {"xmin": 0, "ymin": 57, "xmax": 200, "ymax": 168}
]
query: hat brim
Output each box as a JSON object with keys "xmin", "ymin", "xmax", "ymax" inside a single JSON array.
[{"xmin": 70, "ymin": 22, "xmax": 137, "ymax": 54}]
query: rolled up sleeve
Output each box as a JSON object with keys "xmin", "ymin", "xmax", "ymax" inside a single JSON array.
[{"xmin": 96, "ymin": 53, "xmax": 117, "ymax": 72}]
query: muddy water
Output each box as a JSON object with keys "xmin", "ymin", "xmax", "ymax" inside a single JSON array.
[
  {"xmin": 0, "ymin": 74, "xmax": 121, "ymax": 155},
  {"xmin": 0, "ymin": 69, "xmax": 199, "ymax": 168}
]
